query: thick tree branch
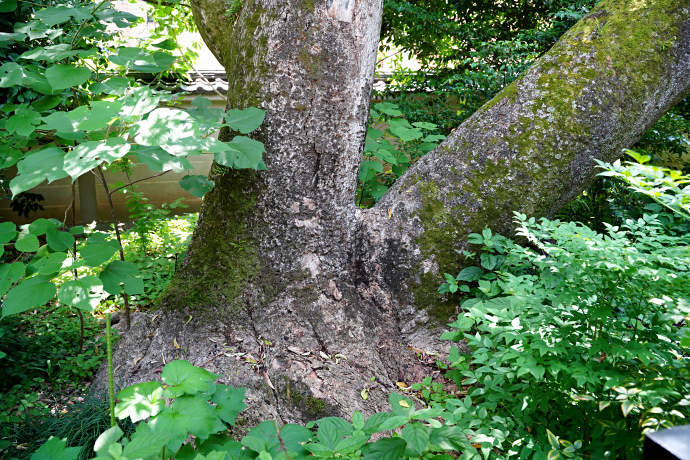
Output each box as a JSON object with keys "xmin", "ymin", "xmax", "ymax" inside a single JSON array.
[{"xmin": 360, "ymin": 0, "xmax": 690, "ymax": 324}]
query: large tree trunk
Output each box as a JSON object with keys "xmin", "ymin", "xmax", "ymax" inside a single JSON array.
[{"xmin": 97, "ymin": 0, "xmax": 690, "ymax": 429}]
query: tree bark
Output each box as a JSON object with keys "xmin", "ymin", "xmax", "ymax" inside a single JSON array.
[{"xmin": 96, "ymin": 0, "xmax": 690, "ymax": 430}]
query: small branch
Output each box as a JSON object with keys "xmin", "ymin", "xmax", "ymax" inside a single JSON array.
[
  {"xmin": 96, "ymin": 166, "xmax": 132, "ymax": 330},
  {"xmin": 109, "ymin": 170, "xmax": 171, "ymax": 195}
]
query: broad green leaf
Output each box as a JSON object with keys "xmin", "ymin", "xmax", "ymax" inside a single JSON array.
[
  {"xmin": 41, "ymin": 111, "xmax": 79, "ymax": 134},
  {"xmin": 123, "ymin": 423, "xmax": 173, "ymax": 459},
  {"xmin": 316, "ymin": 417, "xmax": 354, "ymax": 448},
  {"xmin": 134, "ymin": 108, "xmax": 199, "ymax": 146},
  {"xmin": 361, "ymin": 437, "xmax": 407, "ymax": 460},
  {"xmin": 361, "ymin": 412, "xmax": 393, "ymax": 434},
  {"xmin": 67, "ymin": 101, "xmax": 122, "ymax": 131},
  {"xmin": 57, "ymin": 276, "xmax": 103, "ymax": 312},
  {"xmin": 80, "ymin": 238, "xmax": 119, "ymax": 267},
  {"xmin": 31, "ymin": 95, "xmax": 63, "ymax": 112},
  {"xmin": 89, "ymin": 76, "xmax": 130, "ymax": 95},
  {"xmin": 389, "ymin": 126, "xmax": 423, "ymax": 142},
  {"xmin": 46, "ymin": 226, "xmax": 74, "ymax": 251},
  {"xmin": 412, "ymin": 122, "xmax": 438, "ymax": 129},
  {"xmin": 45, "ymin": 64, "xmax": 91, "ymax": 91},
  {"xmin": 29, "ymin": 436, "xmax": 81, "ymax": 460},
  {"xmin": 34, "ymin": 5, "xmax": 83, "ymax": 25},
  {"xmin": 456, "ymin": 266, "xmax": 485, "ymax": 282},
  {"xmin": 34, "ymin": 252, "xmax": 68, "ymax": 276},
  {"xmin": 211, "ymin": 385, "xmax": 246, "ymax": 425},
  {"xmin": 179, "ymin": 175, "xmax": 214, "ymax": 198},
  {"xmin": 0, "ymin": 146, "xmax": 22, "ymax": 169},
  {"xmin": 0, "ymin": 0, "xmax": 17, "ymax": 13},
  {"xmin": 149, "ymin": 396, "xmax": 224, "ymax": 452},
  {"xmin": 401, "ymin": 422, "xmax": 429, "ymax": 456},
  {"xmin": 0, "ymin": 222, "xmax": 17, "ymax": 244},
  {"xmin": 2, "ymin": 277, "xmax": 56, "ymax": 318},
  {"xmin": 334, "ymin": 434, "xmax": 370, "ymax": 454},
  {"xmin": 161, "ymin": 359, "xmax": 221, "ymax": 397},
  {"xmin": 19, "ymin": 44, "xmax": 94, "ymax": 62},
  {"xmin": 15, "ymin": 233, "xmax": 39, "ymax": 252},
  {"xmin": 99, "ymin": 260, "xmax": 144, "ymax": 295},
  {"xmin": 64, "ymin": 138, "xmax": 130, "ymax": 180},
  {"xmin": 352, "ymin": 411, "xmax": 364, "ymax": 429},
  {"xmin": 389, "ymin": 392, "xmax": 414, "ymax": 416},
  {"xmin": 6, "ymin": 110, "xmax": 42, "ymax": 136},
  {"xmin": 0, "ymin": 262, "xmax": 25, "ymax": 297},
  {"xmin": 108, "ymin": 47, "xmax": 176, "ymax": 73},
  {"xmin": 11, "ymin": 147, "xmax": 68, "ymax": 196},
  {"xmin": 93, "ymin": 426, "xmax": 124, "ymax": 457},
  {"xmin": 225, "ymin": 107, "xmax": 266, "ymax": 133},
  {"xmin": 119, "ymin": 86, "xmax": 159, "ymax": 118},
  {"xmin": 0, "ymin": 62, "xmax": 23, "ymax": 87},
  {"xmin": 373, "ymin": 149, "xmax": 398, "ymax": 165},
  {"xmin": 358, "ymin": 161, "xmax": 383, "ymax": 182},
  {"xmin": 135, "ymin": 145, "xmax": 194, "ymax": 173},
  {"xmin": 429, "ymin": 425, "xmax": 471, "ymax": 450},
  {"xmin": 216, "ymin": 136, "xmax": 265, "ymax": 169},
  {"xmin": 115, "ymin": 381, "xmax": 165, "ymax": 422}
]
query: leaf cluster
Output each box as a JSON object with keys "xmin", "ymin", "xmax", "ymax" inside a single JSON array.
[{"xmin": 438, "ymin": 195, "xmax": 690, "ymax": 457}]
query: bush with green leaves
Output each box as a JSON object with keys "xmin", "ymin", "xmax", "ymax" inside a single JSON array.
[
  {"xmin": 357, "ymin": 102, "xmax": 445, "ymax": 207},
  {"xmin": 438, "ymin": 201, "xmax": 690, "ymax": 457},
  {"xmin": 25, "ymin": 358, "xmax": 487, "ymax": 460}
]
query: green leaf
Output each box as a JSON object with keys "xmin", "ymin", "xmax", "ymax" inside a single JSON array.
[
  {"xmin": 361, "ymin": 437, "xmax": 407, "ymax": 460},
  {"xmin": 34, "ymin": 252, "xmax": 68, "ymax": 276},
  {"xmin": 362, "ymin": 412, "xmax": 393, "ymax": 434},
  {"xmin": 30, "ymin": 436, "xmax": 81, "ymax": 460},
  {"xmin": 28, "ymin": 218, "xmax": 56, "ymax": 236},
  {"xmin": 2, "ymin": 277, "xmax": 56, "ymax": 318},
  {"xmin": 0, "ymin": 0, "xmax": 17, "ymax": 13},
  {"xmin": 225, "ymin": 107, "xmax": 266, "ymax": 133},
  {"xmin": 134, "ymin": 145, "xmax": 194, "ymax": 173},
  {"xmin": 64, "ymin": 138, "xmax": 130, "ymax": 180},
  {"xmin": 389, "ymin": 392, "xmax": 414, "ymax": 416},
  {"xmin": 161, "ymin": 359, "xmax": 221, "ymax": 396},
  {"xmin": 33, "ymin": 5, "xmax": 83, "ymax": 26},
  {"xmin": 99, "ymin": 260, "xmax": 144, "ymax": 295},
  {"xmin": 80, "ymin": 234, "xmax": 119, "ymax": 267},
  {"xmin": 67, "ymin": 101, "xmax": 122, "ymax": 131},
  {"xmin": 93, "ymin": 426, "xmax": 124, "ymax": 457},
  {"xmin": 45, "ymin": 64, "xmax": 91, "ymax": 91},
  {"xmin": 15, "ymin": 233, "xmax": 40, "ymax": 252},
  {"xmin": 456, "ymin": 266, "xmax": 485, "ymax": 282},
  {"xmin": 179, "ymin": 175, "xmax": 214, "ymax": 198},
  {"xmin": 57, "ymin": 276, "xmax": 103, "ymax": 312},
  {"xmin": 217, "ymin": 136, "xmax": 266, "ymax": 169},
  {"xmin": 109, "ymin": 47, "xmax": 176, "ymax": 73},
  {"xmin": 151, "ymin": 395, "xmax": 225, "ymax": 450},
  {"xmin": 115, "ymin": 381, "xmax": 165, "ymax": 422},
  {"xmin": 123, "ymin": 423, "xmax": 174, "ymax": 458},
  {"xmin": 134, "ymin": 108, "xmax": 199, "ymax": 146},
  {"xmin": 0, "ymin": 262, "xmax": 25, "ymax": 297},
  {"xmin": 352, "ymin": 411, "xmax": 364, "ymax": 429},
  {"xmin": 546, "ymin": 429, "xmax": 560, "ymax": 449},
  {"xmin": 0, "ymin": 62, "xmax": 23, "ymax": 87},
  {"xmin": 359, "ymin": 160, "xmax": 383, "ymax": 182},
  {"xmin": 11, "ymin": 147, "xmax": 68, "ymax": 196},
  {"xmin": 0, "ymin": 222, "xmax": 17, "ymax": 244},
  {"xmin": 401, "ymin": 422, "xmax": 430, "ymax": 456},
  {"xmin": 211, "ymin": 385, "xmax": 247, "ymax": 425},
  {"xmin": 372, "ymin": 149, "xmax": 398, "ymax": 165},
  {"xmin": 46, "ymin": 226, "xmax": 74, "ymax": 251},
  {"xmin": 6, "ymin": 110, "xmax": 42, "ymax": 136}
]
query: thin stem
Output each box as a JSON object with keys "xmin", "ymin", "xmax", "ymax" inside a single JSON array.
[
  {"xmin": 106, "ymin": 312, "xmax": 116, "ymax": 427},
  {"xmin": 108, "ymin": 170, "xmax": 170, "ymax": 195},
  {"xmin": 96, "ymin": 166, "xmax": 132, "ymax": 330}
]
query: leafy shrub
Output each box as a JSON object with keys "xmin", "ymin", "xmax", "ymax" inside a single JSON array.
[
  {"xmin": 438, "ymin": 209, "xmax": 690, "ymax": 458},
  {"xmin": 357, "ymin": 102, "xmax": 445, "ymax": 207}
]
